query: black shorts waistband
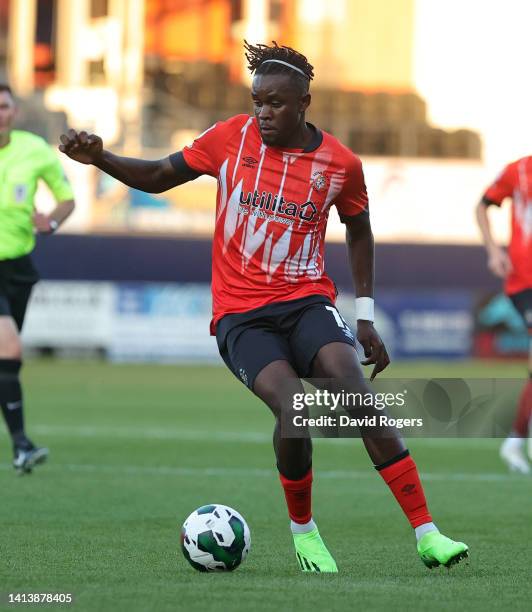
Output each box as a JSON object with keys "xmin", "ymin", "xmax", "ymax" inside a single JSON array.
[
  {"xmin": 0, "ymin": 254, "xmax": 39, "ymax": 285},
  {"xmin": 217, "ymin": 294, "xmax": 333, "ymax": 339}
]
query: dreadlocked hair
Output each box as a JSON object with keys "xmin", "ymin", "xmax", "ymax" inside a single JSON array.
[{"xmin": 244, "ymin": 40, "xmax": 314, "ymax": 93}]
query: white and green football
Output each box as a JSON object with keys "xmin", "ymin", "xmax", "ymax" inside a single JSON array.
[{"xmin": 180, "ymin": 504, "xmax": 251, "ymax": 572}]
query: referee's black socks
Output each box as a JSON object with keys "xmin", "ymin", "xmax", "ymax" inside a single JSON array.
[{"xmin": 0, "ymin": 359, "xmax": 27, "ymax": 447}]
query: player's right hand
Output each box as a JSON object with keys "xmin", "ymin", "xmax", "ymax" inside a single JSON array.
[
  {"xmin": 59, "ymin": 129, "xmax": 103, "ymax": 165},
  {"xmin": 357, "ymin": 321, "xmax": 390, "ymax": 380},
  {"xmin": 487, "ymin": 246, "xmax": 512, "ymax": 278}
]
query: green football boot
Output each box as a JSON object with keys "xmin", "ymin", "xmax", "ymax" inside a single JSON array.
[
  {"xmin": 417, "ymin": 531, "xmax": 469, "ymax": 569},
  {"xmin": 292, "ymin": 528, "xmax": 338, "ymax": 573}
]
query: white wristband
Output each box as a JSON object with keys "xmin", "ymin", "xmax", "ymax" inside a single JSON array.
[{"xmin": 355, "ymin": 297, "xmax": 374, "ymax": 322}]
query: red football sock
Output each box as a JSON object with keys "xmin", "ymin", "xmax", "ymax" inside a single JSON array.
[
  {"xmin": 279, "ymin": 469, "xmax": 313, "ymax": 524},
  {"xmin": 512, "ymin": 378, "xmax": 532, "ymax": 438},
  {"xmin": 377, "ymin": 453, "xmax": 432, "ymax": 529}
]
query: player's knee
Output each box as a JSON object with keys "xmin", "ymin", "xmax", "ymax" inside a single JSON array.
[
  {"xmin": 320, "ymin": 376, "xmax": 372, "ymax": 402},
  {"xmin": 253, "ymin": 361, "xmax": 300, "ymax": 415},
  {"xmin": 258, "ymin": 387, "xmax": 287, "ymax": 417},
  {"xmin": 254, "ymin": 378, "xmax": 298, "ymax": 418}
]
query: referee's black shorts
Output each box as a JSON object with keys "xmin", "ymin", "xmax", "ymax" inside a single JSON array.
[
  {"xmin": 509, "ymin": 288, "xmax": 532, "ymax": 333},
  {"xmin": 215, "ymin": 295, "xmax": 356, "ymax": 390},
  {"xmin": 0, "ymin": 254, "xmax": 39, "ymax": 331}
]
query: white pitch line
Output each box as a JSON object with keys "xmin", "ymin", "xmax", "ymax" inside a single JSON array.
[
  {"xmin": 0, "ymin": 462, "xmax": 526, "ymax": 483},
  {"xmin": 29, "ymin": 424, "xmax": 501, "ymax": 448},
  {"xmin": 31, "ymin": 424, "xmax": 272, "ymax": 443}
]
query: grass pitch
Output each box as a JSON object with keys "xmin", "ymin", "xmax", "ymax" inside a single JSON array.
[{"xmin": 0, "ymin": 360, "xmax": 531, "ymax": 611}]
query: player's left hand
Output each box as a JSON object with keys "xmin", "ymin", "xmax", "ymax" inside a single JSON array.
[
  {"xmin": 356, "ymin": 320, "xmax": 390, "ymax": 381},
  {"xmin": 32, "ymin": 212, "xmax": 56, "ymax": 234}
]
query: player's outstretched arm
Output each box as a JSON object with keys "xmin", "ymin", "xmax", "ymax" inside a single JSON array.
[
  {"xmin": 343, "ymin": 210, "xmax": 390, "ymax": 380},
  {"xmin": 476, "ymin": 198, "xmax": 512, "ymax": 278},
  {"xmin": 58, "ymin": 129, "xmax": 199, "ymax": 193}
]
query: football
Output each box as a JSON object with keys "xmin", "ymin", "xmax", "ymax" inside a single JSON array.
[{"xmin": 180, "ymin": 504, "xmax": 251, "ymax": 572}]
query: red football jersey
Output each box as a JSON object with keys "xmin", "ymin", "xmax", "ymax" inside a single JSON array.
[
  {"xmin": 483, "ymin": 156, "xmax": 532, "ymax": 295},
  {"xmin": 182, "ymin": 114, "xmax": 368, "ymax": 333}
]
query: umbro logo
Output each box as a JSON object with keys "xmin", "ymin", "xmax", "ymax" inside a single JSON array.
[{"xmin": 242, "ymin": 156, "xmax": 258, "ymax": 168}]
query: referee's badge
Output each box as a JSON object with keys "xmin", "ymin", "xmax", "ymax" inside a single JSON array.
[
  {"xmin": 14, "ymin": 184, "xmax": 27, "ymax": 203},
  {"xmin": 311, "ymin": 171, "xmax": 328, "ymax": 192}
]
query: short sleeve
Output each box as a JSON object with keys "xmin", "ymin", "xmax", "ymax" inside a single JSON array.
[
  {"xmin": 40, "ymin": 146, "xmax": 74, "ymax": 203},
  {"xmin": 180, "ymin": 120, "xmax": 232, "ymax": 178},
  {"xmin": 483, "ymin": 164, "xmax": 515, "ymax": 206},
  {"xmin": 335, "ymin": 155, "xmax": 369, "ymax": 218}
]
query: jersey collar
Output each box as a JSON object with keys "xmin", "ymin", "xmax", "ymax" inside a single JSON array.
[{"xmin": 302, "ymin": 123, "xmax": 323, "ymax": 152}]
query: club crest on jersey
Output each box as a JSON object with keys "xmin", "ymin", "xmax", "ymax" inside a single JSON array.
[{"xmin": 311, "ymin": 171, "xmax": 329, "ymax": 192}]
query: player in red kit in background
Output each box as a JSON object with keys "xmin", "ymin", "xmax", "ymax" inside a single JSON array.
[
  {"xmin": 59, "ymin": 41, "xmax": 468, "ymax": 572},
  {"xmin": 477, "ymin": 157, "xmax": 532, "ymax": 474}
]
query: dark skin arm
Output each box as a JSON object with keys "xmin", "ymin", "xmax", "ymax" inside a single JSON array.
[
  {"xmin": 342, "ymin": 209, "xmax": 390, "ymax": 380},
  {"xmin": 58, "ymin": 129, "xmax": 200, "ymax": 193}
]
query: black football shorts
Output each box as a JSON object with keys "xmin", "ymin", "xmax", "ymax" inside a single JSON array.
[
  {"xmin": 509, "ymin": 288, "xmax": 532, "ymax": 332},
  {"xmin": 215, "ymin": 294, "xmax": 356, "ymax": 390},
  {"xmin": 0, "ymin": 254, "xmax": 39, "ymax": 331}
]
